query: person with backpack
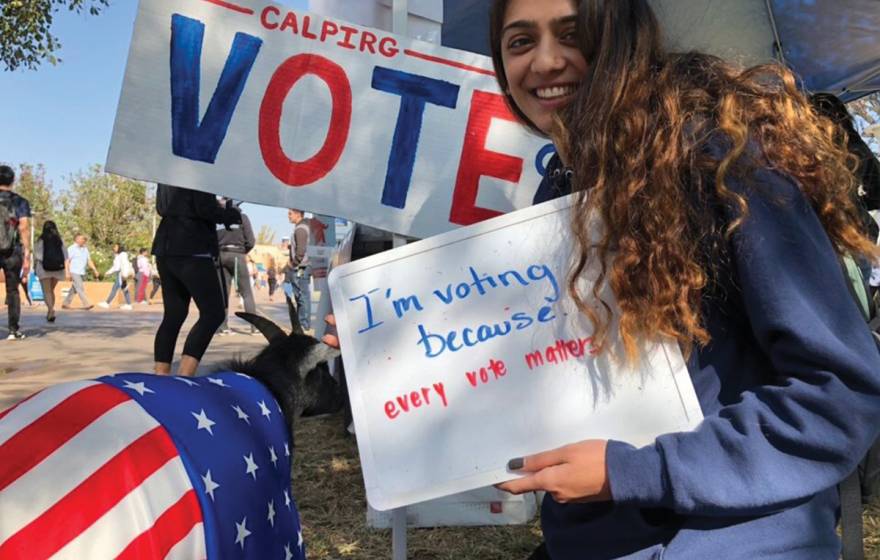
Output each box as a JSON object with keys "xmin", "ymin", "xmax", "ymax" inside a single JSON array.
[
  {"xmin": 216, "ymin": 201, "xmax": 257, "ymax": 335},
  {"xmin": 98, "ymin": 243, "xmax": 134, "ymax": 310},
  {"xmin": 0, "ymin": 165, "xmax": 31, "ymax": 340},
  {"xmin": 34, "ymin": 221, "xmax": 68, "ymax": 323}
]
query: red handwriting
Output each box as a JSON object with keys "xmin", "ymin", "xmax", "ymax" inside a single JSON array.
[
  {"xmin": 260, "ymin": 7, "xmax": 399, "ymax": 59},
  {"xmin": 384, "ymin": 382, "xmax": 448, "ymax": 420},
  {"xmin": 525, "ymin": 337, "xmax": 598, "ymax": 370},
  {"xmin": 465, "ymin": 358, "xmax": 507, "ymax": 387}
]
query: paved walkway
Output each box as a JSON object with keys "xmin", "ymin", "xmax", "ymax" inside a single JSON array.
[{"xmin": 0, "ymin": 292, "xmax": 297, "ymax": 411}]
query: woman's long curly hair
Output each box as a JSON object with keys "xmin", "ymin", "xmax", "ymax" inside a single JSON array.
[{"xmin": 548, "ymin": 0, "xmax": 877, "ymax": 361}]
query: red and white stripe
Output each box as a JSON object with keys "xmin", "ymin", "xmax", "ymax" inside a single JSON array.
[{"xmin": 0, "ymin": 380, "xmax": 207, "ymax": 559}]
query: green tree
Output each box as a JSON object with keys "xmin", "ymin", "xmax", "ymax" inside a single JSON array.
[
  {"xmin": 56, "ymin": 165, "xmax": 155, "ymax": 274},
  {"xmin": 0, "ymin": 0, "xmax": 110, "ymax": 71},
  {"xmin": 256, "ymin": 225, "xmax": 277, "ymax": 246},
  {"xmin": 13, "ymin": 163, "xmax": 54, "ymax": 235}
]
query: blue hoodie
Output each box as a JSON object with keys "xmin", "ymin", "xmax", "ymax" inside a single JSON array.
[{"xmin": 538, "ymin": 162, "xmax": 880, "ymax": 559}]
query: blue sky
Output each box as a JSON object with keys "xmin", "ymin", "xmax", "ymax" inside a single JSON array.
[{"xmin": 0, "ymin": 0, "xmax": 308, "ymax": 243}]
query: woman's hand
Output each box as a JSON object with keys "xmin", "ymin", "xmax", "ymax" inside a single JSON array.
[
  {"xmin": 322, "ymin": 314, "xmax": 339, "ymax": 348},
  {"xmin": 496, "ymin": 440, "xmax": 612, "ymax": 504}
]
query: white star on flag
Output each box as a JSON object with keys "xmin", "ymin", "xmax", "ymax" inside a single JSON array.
[
  {"xmin": 232, "ymin": 404, "xmax": 251, "ymax": 424},
  {"xmin": 285, "ymin": 543, "xmax": 293, "ymax": 560},
  {"xmin": 285, "ymin": 443, "xmax": 290, "ymax": 457},
  {"xmin": 202, "ymin": 470, "xmax": 220, "ymax": 501},
  {"xmin": 235, "ymin": 517, "xmax": 251, "ymax": 549},
  {"xmin": 191, "ymin": 409, "xmax": 216, "ymax": 435},
  {"xmin": 122, "ymin": 380, "xmax": 155, "ymax": 396},
  {"xmin": 207, "ymin": 377, "xmax": 230, "ymax": 388},
  {"xmin": 173, "ymin": 376, "xmax": 200, "ymax": 387},
  {"xmin": 258, "ymin": 400, "xmax": 272, "ymax": 420},
  {"xmin": 269, "ymin": 445, "xmax": 278, "ymax": 467},
  {"xmin": 284, "ymin": 489, "xmax": 291, "ymax": 510},
  {"xmin": 268, "ymin": 499, "xmax": 276, "ymax": 527},
  {"xmin": 297, "ymin": 529, "xmax": 304, "ymax": 549},
  {"xmin": 244, "ymin": 453, "xmax": 259, "ymax": 479}
]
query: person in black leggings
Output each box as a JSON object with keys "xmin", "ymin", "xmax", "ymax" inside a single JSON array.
[{"xmin": 151, "ymin": 184, "xmax": 241, "ymax": 376}]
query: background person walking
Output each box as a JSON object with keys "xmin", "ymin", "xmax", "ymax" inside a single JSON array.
[
  {"xmin": 134, "ymin": 248, "xmax": 152, "ymax": 304},
  {"xmin": 267, "ymin": 256, "xmax": 278, "ymax": 302},
  {"xmin": 98, "ymin": 243, "xmax": 134, "ymax": 310},
  {"xmin": 216, "ymin": 202, "xmax": 257, "ymax": 335},
  {"xmin": 62, "ymin": 234, "xmax": 99, "ymax": 310},
  {"xmin": 287, "ymin": 208, "xmax": 311, "ymax": 330},
  {"xmin": 0, "ymin": 165, "xmax": 31, "ymax": 340},
  {"xmin": 33, "ymin": 220, "xmax": 67, "ymax": 322}
]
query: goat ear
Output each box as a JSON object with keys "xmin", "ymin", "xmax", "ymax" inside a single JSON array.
[
  {"xmin": 296, "ymin": 343, "xmax": 341, "ymax": 380},
  {"xmin": 286, "ymin": 297, "xmax": 305, "ymax": 335},
  {"xmin": 236, "ymin": 312, "xmax": 287, "ymax": 343}
]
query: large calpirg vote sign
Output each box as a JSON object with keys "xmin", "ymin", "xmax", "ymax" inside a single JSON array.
[
  {"xmin": 329, "ymin": 197, "xmax": 704, "ymax": 511},
  {"xmin": 107, "ymin": 0, "xmax": 553, "ymax": 238}
]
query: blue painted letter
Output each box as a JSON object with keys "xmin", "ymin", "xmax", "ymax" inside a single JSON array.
[
  {"xmin": 371, "ymin": 67, "xmax": 460, "ymax": 209},
  {"xmin": 170, "ymin": 14, "xmax": 263, "ymax": 163}
]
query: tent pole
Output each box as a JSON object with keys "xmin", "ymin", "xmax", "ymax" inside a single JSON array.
[
  {"xmin": 393, "ymin": 0, "xmax": 408, "ymax": 37},
  {"xmin": 763, "ymin": 0, "xmax": 786, "ymax": 65},
  {"xmin": 390, "ymin": 7, "xmax": 410, "ymax": 560}
]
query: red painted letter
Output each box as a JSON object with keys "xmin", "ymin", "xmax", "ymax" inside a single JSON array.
[
  {"xmin": 337, "ymin": 26, "xmax": 358, "ymax": 50},
  {"xmin": 385, "ymin": 401, "xmax": 399, "ymax": 419},
  {"xmin": 450, "ymin": 91, "xmax": 523, "ymax": 225},
  {"xmin": 321, "ymin": 20, "xmax": 339, "ymax": 42},
  {"xmin": 259, "ymin": 54, "xmax": 352, "ymax": 186},
  {"xmin": 379, "ymin": 36, "xmax": 399, "ymax": 58},
  {"xmin": 261, "ymin": 6, "xmax": 280, "ymax": 29}
]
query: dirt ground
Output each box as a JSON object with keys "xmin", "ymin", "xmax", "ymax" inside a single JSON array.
[{"xmin": 0, "ymin": 290, "xmax": 281, "ymax": 410}]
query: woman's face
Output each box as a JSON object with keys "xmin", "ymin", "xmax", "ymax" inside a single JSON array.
[{"xmin": 500, "ymin": 0, "xmax": 586, "ymax": 134}]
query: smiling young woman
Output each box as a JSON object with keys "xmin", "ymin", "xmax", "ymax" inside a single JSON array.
[
  {"xmin": 490, "ymin": 0, "xmax": 587, "ymax": 136},
  {"xmin": 489, "ymin": 0, "xmax": 880, "ymax": 559},
  {"xmin": 490, "ymin": 0, "xmax": 586, "ymax": 205}
]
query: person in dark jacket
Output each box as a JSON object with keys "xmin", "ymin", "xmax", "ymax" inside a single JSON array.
[
  {"xmin": 811, "ymin": 92, "xmax": 880, "ymax": 240},
  {"xmin": 151, "ymin": 184, "xmax": 241, "ymax": 376},
  {"xmin": 490, "ymin": 1, "xmax": 880, "ymax": 558},
  {"xmin": 216, "ymin": 201, "xmax": 257, "ymax": 334}
]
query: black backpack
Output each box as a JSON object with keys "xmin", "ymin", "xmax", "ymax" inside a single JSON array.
[
  {"xmin": 42, "ymin": 237, "xmax": 65, "ymax": 271},
  {"xmin": 839, "ymin": 254, "xmax": 880, "ymax": 560},
  {"xmin": 0, "ymin": 192, "xmax": 18, "ymax": 253}
]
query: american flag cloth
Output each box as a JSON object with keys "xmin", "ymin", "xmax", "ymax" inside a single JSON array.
[{"xmin": 0, "ymin": 372, "xmax": 306, "ymax": 560}]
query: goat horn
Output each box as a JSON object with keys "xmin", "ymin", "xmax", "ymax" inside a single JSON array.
[
  {"xmin": 298, "ymin": 342, "xmax": 342, "ymax": 380},
  {"xmin": 235, "ymin": 312, "xmax": 286, "ymax": 343},
  {"xmin": 286, "ymin": 297, "xmax": 305, "ymax": 335}
]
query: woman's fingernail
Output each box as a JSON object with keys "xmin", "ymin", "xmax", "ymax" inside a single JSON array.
[{"xmin": 507, "ymin": 458, "xmax": 524, "ymax": 470}]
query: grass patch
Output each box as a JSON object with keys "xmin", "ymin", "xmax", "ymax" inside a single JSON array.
[
  {"xmin": 293, "ymin": 413, "xmax": 880, "ymax": 559},
  {"xmin": 292, "ymin": 413, "xmax": 542, "ymax": 559},
  {"xmin": 866, "ymin": 502, "xmax": 880, "ymax": 558}
]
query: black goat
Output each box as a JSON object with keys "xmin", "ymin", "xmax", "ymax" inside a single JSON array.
[{"xmin": 221, "ymin": 311, "xmax": 347, "ymax": 431}]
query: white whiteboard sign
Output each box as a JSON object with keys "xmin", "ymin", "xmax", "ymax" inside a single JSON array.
[
  {"xmin": 107, "ymin": 0, "xmax": 552, "ymax": 238},
  {"xmin": 328, "ymin": 196, "xmax": 704, "ymax": 511}
]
